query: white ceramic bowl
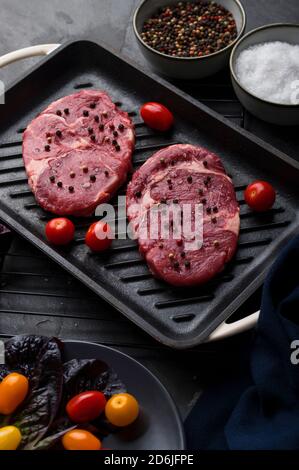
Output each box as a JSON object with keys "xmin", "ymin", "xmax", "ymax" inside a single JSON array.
[
  {"xmin": 230, "ymin": 23, "xmax": 299, "ymax": 126},
  {"xmin": 133, "ymin": 0, "xmax": 246, "ymax": 80}
]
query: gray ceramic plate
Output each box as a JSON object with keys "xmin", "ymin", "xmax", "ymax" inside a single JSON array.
[{"xmin": 63, "ymin": 340, "xmax": 185, "ymax": 450}]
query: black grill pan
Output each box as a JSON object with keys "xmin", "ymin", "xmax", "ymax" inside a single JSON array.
[{"xmin": 0, "ymin": 40, "xmax": 298, "ymax": 349}]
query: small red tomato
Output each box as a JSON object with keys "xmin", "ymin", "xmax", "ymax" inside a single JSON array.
[
  {"xmin": 85, "ymin": 221, "xmax": 113, "ymax": 252},
  {"xmin": 66, "ymin": 391, "xmax": 107, "ymax": 423},
  {"xmin": 45, "ymin": 218, "xmax": 75, "ymax": 245},
  {"xmin": 244, "ymin": 181, "xmax": 276, "ymax": 212},
  {"xmin": 140, "ymin": 102, "xmax": 174, "ymax": 132}
]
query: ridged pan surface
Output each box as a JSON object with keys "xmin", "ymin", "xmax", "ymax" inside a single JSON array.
[{"xmin": 0, "ymin": 40, "xmax": 298, "ymax": 348}]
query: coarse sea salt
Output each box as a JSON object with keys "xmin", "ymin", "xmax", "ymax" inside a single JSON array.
[{"xmin": 235, "ymin": 41, "xmax": 299, "ymax": 105}]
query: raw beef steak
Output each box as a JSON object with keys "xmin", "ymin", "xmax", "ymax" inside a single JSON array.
[
  {"xmin": 23, "ymin": 90, "xmax": 135, "ymax": 216},
  {"xmin": 127, "ymin": 144, "xmax": 239, "ymax": 286}
]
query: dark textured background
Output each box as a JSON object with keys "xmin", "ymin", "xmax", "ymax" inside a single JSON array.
[
  {"xmin": 0, "ymin": 0, "xmax": 298, "ymax": 420},
  {"xmin": 1, "ymin": 0, "xmax": 299, "ymax": 83},
  {"xmin": 0, "ymin": 0, "xmax": 298, "ymax": 159}
]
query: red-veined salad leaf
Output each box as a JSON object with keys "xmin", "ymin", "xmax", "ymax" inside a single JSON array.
[
  {"xmin": 63, "ymin": 358, "xmax": 126, "ymax": 400},
  {"xmin": 0, "ymin": 336, "xmax": 126, "ymax": 450},
  {"xmin": 43, "ymin": 359, "xmax": 127, "ymax": 447},
  {"xmin": 0, "ymin": 336, "xmax": 63, "ymax": 449}
]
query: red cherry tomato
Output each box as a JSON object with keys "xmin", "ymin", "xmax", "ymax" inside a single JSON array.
[
  {"xmin": 244, "ymin": 181, "xmax": 276, "ymax": 212},
  {"xmin": 85, "ymin": 221, "xmax": 113, "ymax": 252},
  {"xmin": 66, "ymin": 391, "xmax": 107, "ymax": 423},
  {"xmin": 140, "ymin": 102, "xmax": 174, "ymax": 131},
  {"xmin": 45, "ymin": 218, "xmax": 75, "ymax": 245}
]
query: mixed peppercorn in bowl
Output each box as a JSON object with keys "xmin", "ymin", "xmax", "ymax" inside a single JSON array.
[{"xmin": 133, "ymin": 0, "xmax": 246, "ymax": 79}]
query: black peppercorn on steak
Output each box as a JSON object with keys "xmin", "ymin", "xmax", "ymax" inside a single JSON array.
[
  {"xmin": 127, "ymin": 144, "xmax": 240, "ymax": 287},
  {"xmin": 23, "ymin": 90, "xmax": 135, "ymax": 216}
]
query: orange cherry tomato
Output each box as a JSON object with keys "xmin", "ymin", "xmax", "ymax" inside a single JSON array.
[
  {"xmin": 62, "ymin": 429, "xmax": 101, "ymax": 451},
  {"xmin": 105, "ymin": 393, "xmax": 139, "ymax": 427},
  {"xmin": 0, "ymin": 373, "xmax": 29, "ymax": 415},
  {"xmin": 140, "ymin": 102, "xmax": 174, "ymax": 132},
  {"xmin": 85, "ymin": 221, "xmax": 113, "ymax": 252},
  {"xmin": 244, "ymin": 181, "xmax": 276, "ymax": 212},
  {"xmin": 66, "ymin": 391, "xmax": 107, "ymax": 423},
  {"xmin": 45, "ymin": 218, "xmax": 75, "ymax": 245}
]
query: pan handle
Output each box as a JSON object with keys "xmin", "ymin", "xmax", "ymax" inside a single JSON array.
[
  {"xmin": 0, "ymin": 43, "xmax": 260, "ymax": 343},
  {"xmin": 207, "ymin": 310, "xmax": 259, "ymax": 342},
  {"xmin": 0, "ymin": 44, "xmax": 61, "ymax": 68}
]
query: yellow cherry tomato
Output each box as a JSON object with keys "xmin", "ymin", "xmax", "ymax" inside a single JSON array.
[
  {"xmin": 0, "ymin": 373, "xmax": 29, "ymax": 415},
  {"xmin": 62, "ymin": 429, "xmax": 101, "ymax": 451},
  {"xmin": 0, "ymin": 426, "xmax": 22, "ymax": 450},
  {"xmin": 105, "ymin": 393, "xmax": 139, "ymax": 427}
]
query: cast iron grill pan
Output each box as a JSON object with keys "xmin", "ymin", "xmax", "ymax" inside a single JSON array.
[{"xmin": 0, "ymin": 40, "xmax": 298, "ymax": 348}]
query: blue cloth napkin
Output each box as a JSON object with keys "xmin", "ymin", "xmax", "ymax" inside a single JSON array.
[{"xmin": 185, "ymin": 235, "xmax": 299, "ymax": 450}]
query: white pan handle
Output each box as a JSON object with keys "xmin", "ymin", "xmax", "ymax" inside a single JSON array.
[
  {"xmin": 207, "ymin": 310, "xmax": 259, "ymax": 342},
  {"xmin": 0, "ymin": 44, "xmax": 61, "ymax": 68},
  {"xmin": 0, "ymin": 43, "xmax": 260, "ymax": 344}
]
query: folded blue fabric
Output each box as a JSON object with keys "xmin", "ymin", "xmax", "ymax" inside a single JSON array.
[{"xmin": 185, "ymin": 235, "xmax": 299, "ymax": 450}]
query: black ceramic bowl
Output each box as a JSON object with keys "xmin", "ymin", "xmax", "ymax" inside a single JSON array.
[
  {"xmin": 230, "ymin": 23, "xmax": 299, "ymax": 125},
  {"xmin": 133, "ymin": 0, "xmax": 246, "ymax": 79}
]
